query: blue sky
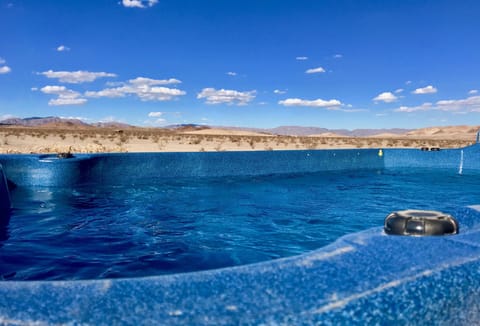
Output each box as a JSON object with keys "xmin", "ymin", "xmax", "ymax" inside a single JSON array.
[{"xmin": 1, "ymin": 0, "xmax": 480, "ymax": 129}]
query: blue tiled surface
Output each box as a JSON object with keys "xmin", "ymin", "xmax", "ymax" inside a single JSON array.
[
  {"xmin": 0, "ymin": 146, "xmax": 480, "ymax": 325},
  {"xmin": 0, "ymin": 149, "xmax": 383, "ymax": 187}
]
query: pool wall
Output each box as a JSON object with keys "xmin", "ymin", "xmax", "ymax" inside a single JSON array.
[
  {"xmin": 0, "ymin": 149, "xmax": 384, "ymax": 187},
  {"xmin": 1, "ymin": 145, "xmax": 480, "ymax": 324},
  {"xmin": 1, "ymin": 144, "xmax": 480, "ymax": 188}
]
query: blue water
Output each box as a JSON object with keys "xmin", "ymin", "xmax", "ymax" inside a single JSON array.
[{"xmin": 1, "ymin": 167, "xmax": 479, "ymax": 281}]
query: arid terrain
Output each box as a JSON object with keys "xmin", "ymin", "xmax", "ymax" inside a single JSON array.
[{"xmin": 0, "ymin": 124, "xmax": 478, "ymax": 154}]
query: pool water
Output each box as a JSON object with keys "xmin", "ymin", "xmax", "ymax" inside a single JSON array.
[{"xmin": 1, "ymin": 167, "xmax": 479, "ymax": 281}]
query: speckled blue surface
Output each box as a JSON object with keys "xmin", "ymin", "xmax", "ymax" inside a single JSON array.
[{"xmin": 1, "ymin": 146, "xmax": 480, "ymax": 325}]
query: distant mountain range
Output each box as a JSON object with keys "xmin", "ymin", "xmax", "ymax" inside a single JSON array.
[
  {"xmin": 221, "ymin": 125, "xmax": 412, "ymax": 137},
  {"xmin": 0, "ymin": 116, "xmax": 133, "ymax": 130},
  {"xmin": 0, "ymin": 116, "xmax": 87, "ymax": 127},
  {"xmin": 2, "ymin": 116, "xmax": 476, "ymax": 138}
]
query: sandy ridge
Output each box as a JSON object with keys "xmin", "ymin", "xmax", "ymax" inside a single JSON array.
[{"xmin": 0, "ymin": 126, "xmax": 477, "ymax": 154}]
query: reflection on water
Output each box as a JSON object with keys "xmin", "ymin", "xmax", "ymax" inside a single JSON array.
[{"xmin": 1, "ymin": 168, "xmax": 479, "ymax": 281}]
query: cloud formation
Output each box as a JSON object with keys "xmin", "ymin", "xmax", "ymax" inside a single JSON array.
[
  {"xmin": 39, "ymin": 70, "xmax": 117, "ymax": 83},
  {"xmin": 1, "ymin": 114, "xmax": 16, "ymax": 120},
  {"xmin": 197, "ymin": 88, "xmax": 256, "ymax": 105},
  {"xmin": 394, "ymin": 103, "xmax": 433, "ymax": 113},
  {"xmin": 333, "ymin": 54, "xmax": 343, "ymax": 59},
  {"xmin": 147, "ymin": 112, "xmax": 166, "ymax": 124},
  {"xmin": 226, "ymin": 72, "xmax": 237, "ymax": 76},
  {"xmin": 412, "ymin": 85, "xmax": 437, "ymax": 94},
  {"xmin": 129, "ymin": 77, "xmax": 181, "ymax": 86},
  {"xmin": 395, "ymin": 95, "xmax": 480, "ymax": 113},
  {"xmin": 57, "ymin": 45, "xmax": 70, "ymax": 52},
  {"xmin": 274, "ymin": 89, "xmax": 287, "ymax": 94},
  {"xmin": 122, "ymin": 0, "xmax": 158, "ymax": 8},
  {"xmin": 305, "ymin": 67, "xmax": 326, "ymax": 74},
  {"xmin": 278, "ymin": 98, "xmax": 342, "ymax": 108},
  {"xmin": 40, "ymin": 85, "xmax": 87, "ymax": 106},
  {"xmin": 85, "ymin": 76, "xmax": 185, "ymax": 101},
  {"xmin": 0, "ymin": 66, "xmax": 11, "ymax": 74},
  {"xmin": 373, "ymin": 92, "xmax": 397, "ymax": 103},
  {"xmin": 436, "ymin": 96, "xmax": 480, "ymax": 112},
  {"xmin": 0, "ymin": 57, "xmax": 11, "ymax": 74},
  {"xmin": 148, "ymin": 111, "xmax": 163, "ymax": 117},
  {"xmin": 468, "ymin": 89, "xmax": 478, "ymax": 95},
  {"xmin": 296, "ymin": 56, "xmax": 308, "ymax": 60}
]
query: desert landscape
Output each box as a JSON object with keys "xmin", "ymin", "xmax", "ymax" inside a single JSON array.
[{"xmin": 0, "ymin": 118, "xmax": 477, "ymax": 154}]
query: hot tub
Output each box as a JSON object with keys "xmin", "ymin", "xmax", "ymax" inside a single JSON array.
[{"xmin": 0, "ymin": 146, "xmax": 480, "ymax": 324}]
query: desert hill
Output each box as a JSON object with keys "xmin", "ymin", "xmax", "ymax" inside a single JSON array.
[
  {"xmin": 211, "ymin": 126, "xmax": 412, "ymax": 137},
  {"xmin": 0, "ymin": 116, "xmax": 91, "ymax": 128},
  {"xmin": 405, "ymin": 125, "xmax": 480, "ymax": 140},
  {"xmin": 1, "ymin": 117, "xmax": 479, "ymax": 140},
  {"xmin": 0, "ymin": 117, "xmax": 476, "ymax": 154}
]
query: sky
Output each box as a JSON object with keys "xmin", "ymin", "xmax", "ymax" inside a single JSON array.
[{"xmin": 1, "ymin": 0, "xmax": 480, "ymax": 129}]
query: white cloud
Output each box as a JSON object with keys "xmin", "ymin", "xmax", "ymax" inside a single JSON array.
[
  {"xmin": 139, "ymin": 87, "xmax": 183, "ymax": 101},
  {"xmin": 296, "ymin": 56, "xmax": 308, "ymax": 60},
  {"xmin": 468, "ymin": 89, "xmax": 478, "ymax": 95},
  {"xmin": 60, "ymin": 116, "xmax": 90, "ymax": 121},
  {"xmin": 395, "ymin": 88, "xmax": 404, "ymax": 94},
  {"xmin": 1, "ymin": 114, "xmax": 15, "ymax": 120},
  {"xmin": 305, "ymin": 67, "xmax": 326, "ymax": 74},
  {"xmin": 394, "ymin": 95, "xmax": 480, "ymax": 113},
  {"xmin": 39, "ymin": 70, "xmax": 117, "ymax": 83},
  {"xmin": 436, "ymin": 96, "xmax": 480, "ymax": 112},
  {"xmin": 105, "ymin": 81, "xmax": 125, "ymax": 87},
  {"xmin": 226, "ymin": 72, "xmax": 237, "ymax": 76},
  {"xmin": 85, "ymin": 88, "xmax": 126, "ymax": 98},
  {"xmin": 394, "ymin": 103, "xmax": 433, "ymax": 113},
  {"xmin": 0, "ymin": 66, "xmax": 11, "ymax": 74},
  {"xmin": 129, "ymin": 77, "xmax": 181, "ymax": 86},
  {"xmin": 122, "ymin": 0, "xmax": 158, "ymax": 8},
  {"xmin": 0, "ymin": 58, "xmax": 10, "ymax": 74},
  {"xmin": 274, "ymin": 89, "xmax": 286, "ymax": 94},
  {"xmin": 405, "ymin": 80, "xmax": 412, "ymax": 85},
  {"xmin": 40, "ymin": 85, "xmax": 87, "ymax": 106},
  {"xmin": 197, "ymin": 88, "xmax": 256, "ymax": 105},
  {"xmin": 57, "ymin": 45, "xmax": 70, "ymax": 52},
  {"xmin": 148, "ymin": 111, "xmax": 163, "ymax": 117},
  {"xmin": 40, "ymin": 85, "xmax": 69, "ymax": 94},
  {"xmin": 85, "ymin": 76, "xmax": 186, "ymax": 101},
  {"xmin": 100, "ymin": 116, "xmax": 118, "ymax": 123},
  {"xmin": 278, "ymin": 98, "xmax": 342, "ymax": 108},
  {"xmin": 373, "ymin": 92, "xmax": 397, "ymax": 103},
  {"xmin": 333, "ymin": 54, "xmax": 343, "ymax": 59},
  {"xmin": 144, "ymin": 115, "xmax": 166, "ymax": 125},
  {"xmin": 412, "ymin": 85, "xmax": 437, "ymax": 94}
]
